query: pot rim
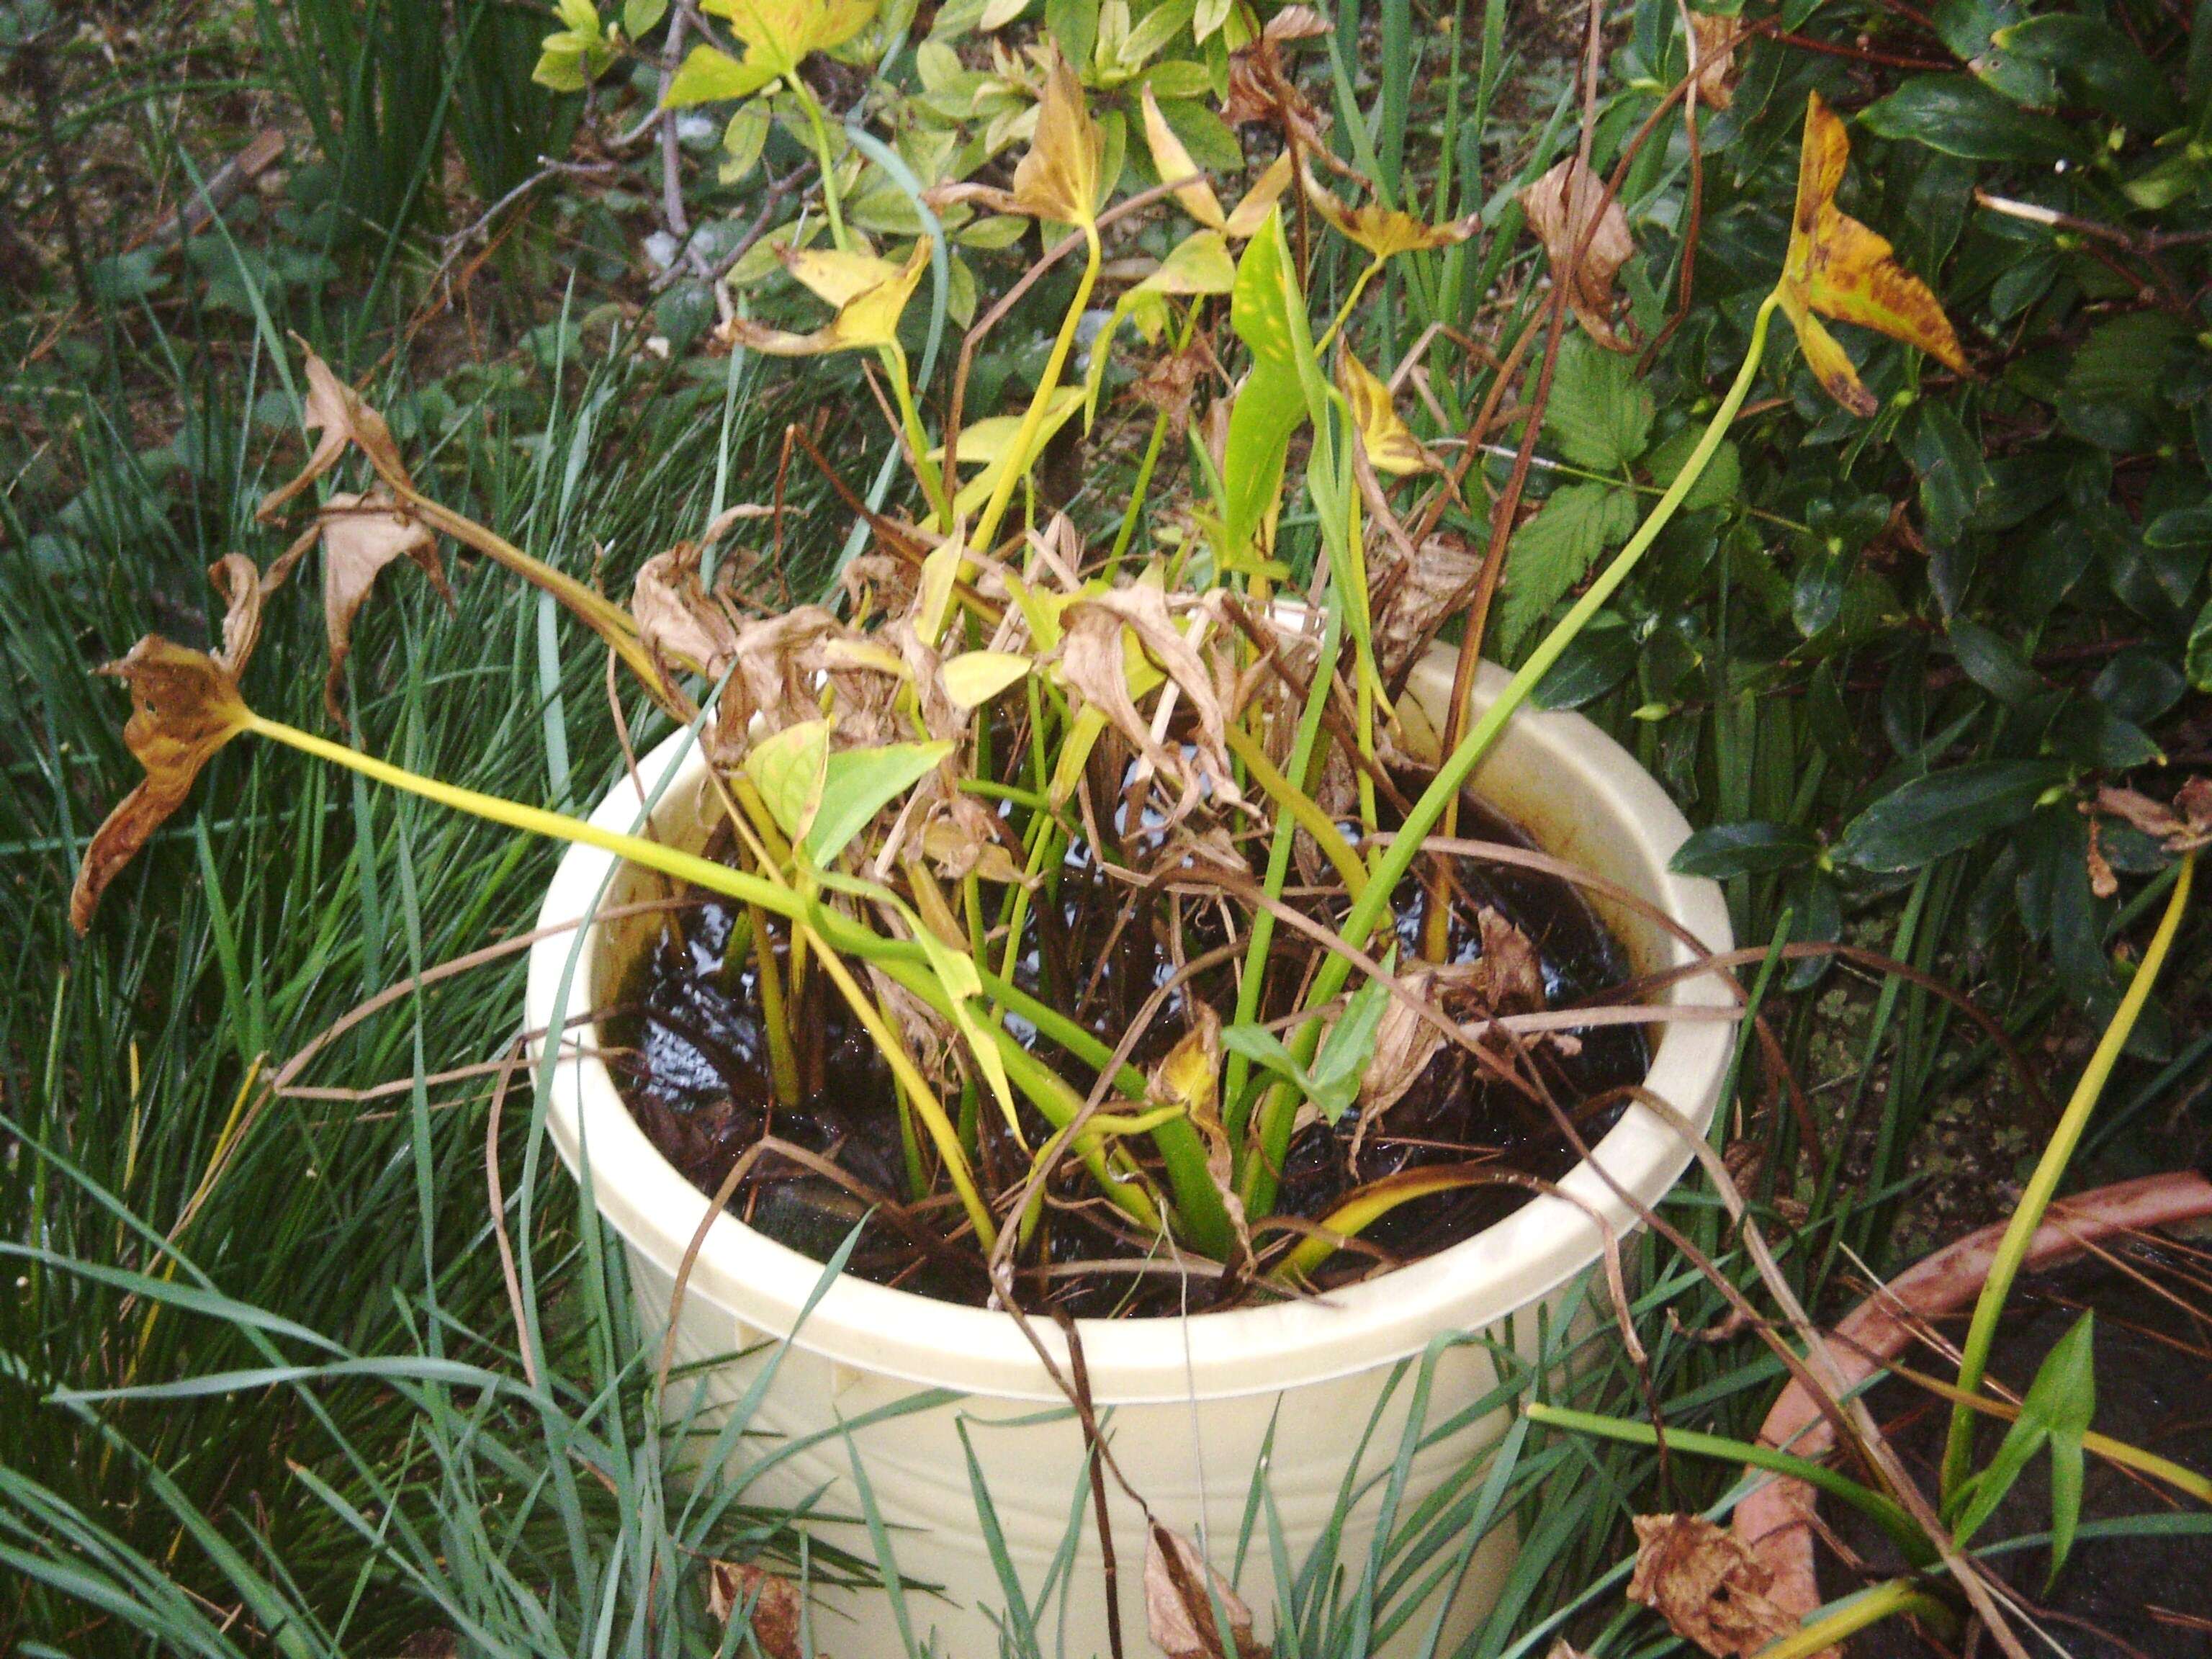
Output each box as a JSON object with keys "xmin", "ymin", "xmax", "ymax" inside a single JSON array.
[
  {"xmin": 1733, "ymin": 1169, "xmax": 2212, "ymax": 1636},
  {"xmin": 527, "ymin": 655, "xmax": 1737, "ymax": 1403}
]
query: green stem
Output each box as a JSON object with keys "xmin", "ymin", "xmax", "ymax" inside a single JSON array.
[
  {"xmin": 1244, "ymin": 289, "xmax": 1784, "ymax": 1218},
  {"xmin": 1939, "ymin": 850, "xmax": 2196, "ymax": 1501},
  {"xmin": 972, "ymin": 223, "xmax": 1101, "ymax": 553},
  {"xmin": 1523, "ymin": 1403, "xmax": 1930, "ymax": 1565},
  {"xmin": 791, "ymin": 81, "xmax": 850, "ymax": 253}
]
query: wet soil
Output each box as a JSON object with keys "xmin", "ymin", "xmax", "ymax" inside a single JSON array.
[
  {"xmin": 1822, "ymin": 1246, "xmax": 2212, "ymax": 1658},
  {"xmin": 603, "ymin": 792, "xmax": 1648, "ymax": 1316}
]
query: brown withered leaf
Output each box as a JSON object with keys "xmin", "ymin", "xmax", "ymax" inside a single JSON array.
[
  {"xmin": 1625, "ymin": 1514, "xmax": 1794, "ymax": 1658},
  {"xmin": 2096, "ymin": 778, "xmax": 2212, "ymax": 853},
  {"xmin": 703, "ymin": 1560, "xmax": 805, "ymax": 1659},
  {"xmin": 1780, "ymin": 93, "xmax": 1968, "ymax": 417},
  {"xmin": 1136, "ymin": 336, "xmax": 1212, "ymax": 442},
  {"xmin": 1521, "ymin": 156, "xmax": 1636, "ymax": 351},
  {"xmin": 71, "ymin": 633, "xmax": 256, "ymax": 934},
  {"xmin": 1357, "ymin": 970, "xmax": 1448, "ymax": 1125},
  {"xmin": 2085, "ymin": 810, "xmax": 2118, "ymax": 899},
  {"xmin": 1058, "ymin": 586, "xmax": 1242, "ymax": 822},
  {"xmin": 631, "ymin": 541, "xmax": 742, "ymax": 688},
  {"xmin": 304, "ymin": 490, "xmax": 454, "ymax": 728},
  {"xmin": 1011, "ymin": 55, "xmax": 1102, "ymax": 228},
  {"xmin": 207, "ymin": 550, "xmax": 287, "ymax": 675},
  {"xmin": 1686, "ymin": 11, "xmax": 1743, "ymax": 110},
  {"xmin": 1146, "ymin": 1523, "xmax": 1269, "ymax": 1659},
  {"xmin": 1470, "ymin": 907, "xmax": 1546, "ymax": 1015},
  {"xmin": 1222, "ymin": 10, "xmax": 1329, "ymax": 145},
  {"xmin": 257, "ymin": 349, "xmax": 409, "ymax": 521},
  {"xmin": 1372, "ymin": 531, "xmax": 1482, "ymax": 689}
]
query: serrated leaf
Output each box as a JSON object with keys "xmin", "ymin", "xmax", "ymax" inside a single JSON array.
[
  {"xmin": 665, "ymin": 43, "xmax": 778, "ymax": 104},
  {"xmin": 1498, "ymin": 483, "xmax": 1637, "ymax": 652},
  {"xmin": 745, "ymin": 719, "xmax": 832, "ymax": 844},
  {"xmin": 940, "ymin": 650, "xmax": 1033, "ymax": 709},
  {"xmin": 1543, "ymin": 336, "xmax": 1653, "ymax": 471},
  {"xmin": 1643, "ymin": 430, "xmax": 1739, "ymax": 512}
]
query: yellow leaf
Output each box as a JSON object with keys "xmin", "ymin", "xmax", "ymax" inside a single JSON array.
[
  {"xmin": 704, "ymin": 0, "xmax": 876, "ymax": 76},
  {"xmin": 1141, "ymin": 86, "xmax": 1225, "ymax": 229},
  {"xmin": 1010, "ymin": 56, "xmax": 1102, "ymax": 228},
  {"xmin": 940, "ymin": 649, "xmax": 1034, "ymax": 709},
  {"xmin": 720, "ymin": 240, "xmax": 929, "ymax": 356},
  {"xmin": 1336, "ymin": 350, "xmax": 1431, "ymax": 475},
  {"xmin": 1780, "ymin": 91, "xmax": 1968, "ymax": 415},
  {"xmin": 1221, "ymin": 151, "xmax": 1295, "ymax": 240},
  {"xmin": 1304, "ymin": 164, "xmax": 1478, "ymax": 261}
]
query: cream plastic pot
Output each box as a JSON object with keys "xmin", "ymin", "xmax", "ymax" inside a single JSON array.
[{"xmin": 527, "ymin": 648, "xmax": 1735, "ymax": 1658}]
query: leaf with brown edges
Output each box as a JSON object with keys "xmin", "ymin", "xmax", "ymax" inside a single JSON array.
[
  {"xmin": 1146, "ymin": 1523, "xmax": 1269, "ymax": 1659},
  {"xmin": 71, "ymin": 625, "xmax": 258, "ymax": 935},
  {"xmin": 1779, "ymin": 92, "xmax": 1967, "ymax": 416}
]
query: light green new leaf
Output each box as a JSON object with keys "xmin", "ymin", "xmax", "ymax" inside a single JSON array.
[
  {"xmin": 1305, "ymin": 969, "xmax": 1393, "ymax": 1123},
  {"xmin": 745, "ymin": 718, "xmax": 832, "ymax": 844},
  {"xmin": 1948, "ymin": 1310, "xmax": 2095, "ymax": 1586},
  {"xmin": 1498, "ymin": 483, "xmax": 1637, "ymax": 652},
  {"xmin": 806, "ymin": 739, "xmax": 953, "ymax": 865},
  {"xmin": 1542, "ymin": 336, "xmax": 1653, "ymax": 471},
  {"xmin": 665, "ymin": 43, "xmax": 778, "ymax": 105},
  {"xmin": 624, "ymin": 0, "xmax": 670, "ymax": 36}
]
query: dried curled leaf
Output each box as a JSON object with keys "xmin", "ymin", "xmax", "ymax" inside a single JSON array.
[
  {"xmin": 1372, "ymin": 530, "xmax": 1481, "ymax": 689},
  {"xmin": 71, "ymin": 624, "xmax": 258, "ymax": 934},
  {"xmin": 1686, "ymin": 11, "xmax": 1743, "ymax": 110},
  {"xmin": 284, "ymin": 490, "xmax": 454, "ymax": 728},
  {"xmin": 1146, "ymin": 1524, "xmax": 1269, "ymax": 1659},
  {"xmin": 1056, "ymin": 585, "xmax": 1242, "ymax": 823},
  {"xmin": 1336, "ymin": 350, "xmax": 1433, "ymax": 476},
  {"xmin": 2096, "ymin": 778, "xmax": 2212, "ymax": 853},
  {"xmin": 1625, "ymin": 1514, "xmax": 1794, "ymax": 1659},
  {"xmin": 1780, "ymin": 92, "xmax": 1968, "ymax": 417},
  {"xmin": 256, "ymin": 351, "xmax": 410, "ymax": 521},
  {"xmin": 1223, "ymin": 8, "xmax": 1330, "ymax": 145},
  {"xmin": 632, "ymin": 541, "xmax": 742, "ymax": 689},
  {"xmin": 703, "ymin": 1559, "xmax": 804, "ymax": 1659},
  {"xmin": 1521, "ymin": 156, "xmax": 1636, "ymax": 351},
  {"xmin": 1010, "ymin": 56, "xmax": 1102, "ymax": 228}
]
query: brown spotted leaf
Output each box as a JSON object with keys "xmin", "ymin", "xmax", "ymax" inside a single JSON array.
[
  {"xmin": 257, "ymin": 349, "xmax": 409, "ymax": 521},
  {"xmin": 307, "ymin": 490, "xmax": 453, "ymax": 727},
  {"xmin": 1780, "ymin": 92, "xmax": 1967, "ymax": 416},
  {"xmin": 703, "ymin": 1560, "xmax": 804, "ymax": 1659},
  {"xmin": 1336, "ymin": 349, "xmax": 1433, "ymax": 476},
  {"xmin": 71, "ymin": 631, "xmax": 256, "ymax": 934},
  {"xmin": 1146, "ymin": 1524, "xmax": 1269, "ymax": 1659},
  {"xmin": 1304, "ymin": 164, "xmax": 1479, "ymax": 263},
  {"xmin": 1625, "ymin": 1514, "xmax": 1794, "ymax": 1658},
  {"xmin": 1520, "ymin": 157, "xmax": 1636, "ymax": 351}
]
